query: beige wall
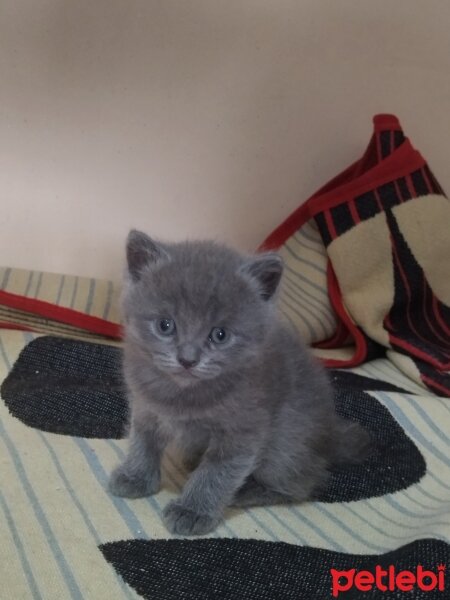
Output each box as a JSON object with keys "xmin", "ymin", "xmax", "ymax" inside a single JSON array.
[{"xmin": 1, "ymin": 0, "xmax": 449, "ymax": 280}]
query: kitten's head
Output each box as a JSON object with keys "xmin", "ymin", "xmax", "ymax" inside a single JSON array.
[{"xmin": 122, "ymin": 230, "xmax": 283, "ymax": 385}]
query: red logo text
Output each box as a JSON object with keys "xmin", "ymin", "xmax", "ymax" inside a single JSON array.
[{"xmin": 331, "ymin": 564, "xmax": 445, "ymax": 597}]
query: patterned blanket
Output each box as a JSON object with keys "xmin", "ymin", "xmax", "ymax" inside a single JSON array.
[
  {"xmin": 262, "ymin": 114, "xmax": 450, "ymax": 397},
  {"xmin": 1, "ymin": 115, "xmax": 449, "ymax": 599}
]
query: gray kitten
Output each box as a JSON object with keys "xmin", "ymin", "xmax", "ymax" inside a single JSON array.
[{"xmin": 109, "ymin": 230, "xmax": 370, "ymax": 535}]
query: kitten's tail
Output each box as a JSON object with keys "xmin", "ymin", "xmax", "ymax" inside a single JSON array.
[{"xmin": 332, "ymin": 418, "xmax": 372, "ymax": 465}]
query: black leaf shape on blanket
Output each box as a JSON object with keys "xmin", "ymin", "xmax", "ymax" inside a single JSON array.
[
  {"xmin": 99, "ymin": 537, "xmax": 449, "ymax": 600},
  {"xmin": 329, "ymin": 370, "xmax": 413, "ymax": 394},
  {"xmin": 1, "ymin": 336, "xmax": 426, "ymax": 501},
  {"xmin": 0, "ymin": 336, "xmax": 127, "ymax": 438},
  {"xmin": 317, "ymin": 386, "xmax": 426, "ymax": 502}
]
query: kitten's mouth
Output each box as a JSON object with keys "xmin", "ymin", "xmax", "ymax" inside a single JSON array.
[
  {"xmin": 170, "ymin": 368, "xmax": 200, "ymax": 381},
  {"xmin": 169, "ymin": 368, "xmax": 202, "ymax": 387},
  {"xmin": 175, "ymin": 369, "xmax": 197, "ymax": 377}
]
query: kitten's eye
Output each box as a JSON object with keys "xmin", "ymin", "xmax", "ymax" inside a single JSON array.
[
  {"xmin": 209, "ymin": 327, "xmax": 227, "ymax": 344},
  {"xmin": 158, "ymin": 318, "xmax": 176, "ymax": 336}
]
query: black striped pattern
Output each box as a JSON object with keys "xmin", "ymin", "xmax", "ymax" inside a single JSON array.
[
  {"xmin": 314, "ymin": 165, "xmax": 445, "ymax": 247},
  {"xmin": 384, "ymin": 209, "xmax": 450, "ymax": 395},
  {"xmin": 379, "ymin": 129, "xmax": 405, "ymax": 159}
]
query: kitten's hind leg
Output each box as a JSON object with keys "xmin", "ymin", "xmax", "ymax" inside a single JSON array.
[
  {"xmin": 333, "ymin": 418, "xmax": 372, "ymax": 465},
  {"xmin": 231, "ymin": 476, "xmax": 293, "ymax": 508},
  {"xmin": 182, "ymin": 450, "xmax": 205, "ymax": 472}
]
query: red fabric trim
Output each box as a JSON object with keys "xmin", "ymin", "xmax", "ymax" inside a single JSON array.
[
  {"xmin": 0, "ymin": 290, "xmax": 122, "ymax": 340},
  {"xmin": 405, "ymin": 173, "xmax": 417, "ymax": 199},
  {"xmin": 375, "ymin": 132, "xmax": 382, "ymax": 162},
  {"xmin": 307, "ymin": 141, "xmax": 424, "ymax": 218},
  {"xmin": 422, "ymin": 276, "xmax": 450, "ymax": 348},
  {"xmin": 389, "ymin": 130, "xmax": 395, "ymax": 155},
  {"xmin": 0, "ymin": 322, "xmax": 34, "ymax": 332},
  {"xmin": 324, "ymin": 210, "xmax": 337, "ymax": 241},
  {"xmin": 373, "ymin": 114, "xmax": 402, "ymax": 132},
  {"xmin": 421, "ymin": 374, "xmax": 450, "ymax": 397},
  {"xmin": 394, "ymin": 179, "xmax": 404, "ymax": 204},
  {"xmin": 374, "ymin": 188, "xmax": 383, "ymax": 211},
  {"xmin": 421, "ymin": 166, "xmax": 433, "ymax": 195},
  {"xmin": 319, "ymin": 355, "xmax": 357, "ymax": 368},
  {"xmin": 318, "ymin": 263, "xmax": 368, "ymax": 368},
  {"xmin": 388, "ymin": 334, "xmax": 450, "ymax": 370},
  {"xmin": 348, "ymin": 199, "xmax": 361, "ymax": 225},
  {"xmin": 313, "ymin": 318, "xmax": 349, "ymax": 349},
  {"xmin": 432, "ymin": 295, "xmax": 450, "ymax": 337}
]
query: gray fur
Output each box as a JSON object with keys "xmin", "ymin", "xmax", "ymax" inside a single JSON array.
[{"xmin": 109, "ymin": 230, "xmax": 370, "ymax": 535}]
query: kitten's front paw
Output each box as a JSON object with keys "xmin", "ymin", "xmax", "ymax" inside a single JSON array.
[
  {"xmin": 162, "ymin": 500, "xmax": 221, "ymax": 535},
  {"xmin": 108, "ymin": 464, "xmax": 160, "ymax": 498}
]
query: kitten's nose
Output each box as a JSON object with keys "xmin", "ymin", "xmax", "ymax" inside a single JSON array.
[
  {"xmin": 177, "ymin": 343, "xmax": 200, "ymax": 369},
  {"xmin": 178, "ymin": 357, "xmax": 198, "ymax": 369}
]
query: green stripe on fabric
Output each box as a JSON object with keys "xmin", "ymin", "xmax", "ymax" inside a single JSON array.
[
  {"xmin": 38, "ymin": 433, "xmax": 136, "ymax": 600},
  {"xmin": 1, "ymin": 268, "xmax": 11, "ymax": 290},
  {"xmin": 70, "ymin": 277, "xmax": 79, "ymax": 309},
  {"xmin": 74, "ymin": 438, "xmax": 149, "ymax": 540},
  {"xmin": 24, "ymin": 272, "xmax": 34, "ymax": 296},
  {"xmin": 288, "ymin": 506, "xmax": 346, "ymax": 552},
  {"xmin": 313, "ymin": 504, "xmax": 386, "ymax": 552},
  {"xmin": 56, "ymin": 275, "xmax": 66, "ymax": 305},
  {"xmin": 0, "ymin": 491, "xmax": 42, "ymax": 600},
  {"xmin": 85, "ymin": 279, "xmax": 96, "ymax": 315},
  {"xmin": 377, "ymin": 392, "xmax": 450, "ymax": 466},
  {"xmin": 283, "ymin": 242, "xmax": 327, "ymax": 274},
  {"xmin": 0, "ymin": 421, "xmax": 84, "ymax": 600}
]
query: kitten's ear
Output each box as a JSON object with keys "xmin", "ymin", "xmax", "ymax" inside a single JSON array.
[
  {"xmin": 239, "ymin": 253, "xmax": 283, "ymax": 300},
  {"xmin": 126, "ymin": 230, "xmax": 169, "ymax": 281}
]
